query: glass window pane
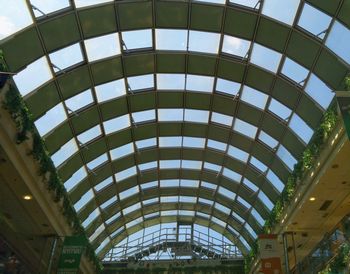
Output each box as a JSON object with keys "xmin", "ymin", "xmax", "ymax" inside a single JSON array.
[
  {"xmin": 211, "ymin": 112, "xmax": 233, "ymax": 126},
  {"xmin": 103, "ymin": 114, "xmax": 130, "ymax": 134},
  {"xmin": 95, "ymin": 79, "xmax": 126, "ymax": 102},
  {"xmin": 65, "ymin": 89, "xmax": 94, "ymax": 112},
  {"xmin": 262, "ymin": 0, "xmax": 300, "ymax": 26},
  {"xmin": 158, "ymin": 109, "xmax": 183, "ymax": 122},
  {"xmin": 156, "ymin": 29, "xmax": 187, "ymax": 51},
  {"xmin": 222, "ymin": 35, "xmax": 250, "ymax": 57},
  {"xmin": 326, "ymin": 21, "xmax": 350, "ymax": 64},
  {"xmin": 216, "ymin": 78, "xmax": 241, "ymax": 96},
  {"xmin": 289, "ymin": 113, "xmax": 314, "ymax": 144},
  {"xmin": 281, "ymin": 58, "xmax": 309, "ymax": 84},
  {"xmin": 189, "ymin": 31, "xmax": 220, "ymax": 54},
  {"xmin": 277, "ymin": 145, "xmax": 297, "ymax": 171},
  {"xmin": 241, "ymin": 86, "xmax": 268, "ymax": 110},
  {"xmin": 157, "ymin": 74, "xmax": 185, "ymax": 90},
  {"xmin": 305, "ymin": 74, "xmax": 334, "ymax": 110},
  {"xmin": 49, "ymin": 43, "xmax": 83, "ymax": 72},
  {"xmin": 251, "ymin": 43, "xmax": 282, "ymax": 73},
  {"xmin": 34, "ymin": 103, "xmax": 67, "ymax": 136},
  {"xmin": 127, "ymin": 74, "xmax": 154, "ymax": 91},
  {"xmin": 258, "ymin": 130, "xmax": 278, "ymax": 149},
  {"xmin": 186, "ymin": 75, "xmax": 214, "ymax": 93},
  {"xmin": 84, "ymin": 33, "xmax": 120, "ymax": 62},
  {"xmin": 268, "ymin": 98, "xmax": 292, "ymax": 120},
  {"xmin": 87, "ymin": 153, "xmax": 108, "ymax": 170},
  {"xmin": 121, "ymin": 29, "xmax": 152, "ymax": 50},
  {"xmin": 77, "ymin": 125, "xmax": 101, "ymax": 144},
  {"xmin": 184, "ymin": 109, "xmax": 209, "ymax": 123},
  {"xmin": 233, "ymin": 118, "xmax": 258, "ymax": 139},
  {"xmin": 229, "ymin": 0, "xmax": 260, "ymax": 9},
  {"xmin": 51, "ymin": 138, "xmax": 78, "ymax": 167},
  {"xmin": 75, "ymin": 0, "xmax": 112, "ymax": 8}
]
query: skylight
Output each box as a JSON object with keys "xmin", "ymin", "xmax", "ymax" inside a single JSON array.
[
  {"xmin": 258, "ymin": 130, "xmax": 278, "ymax": 149},
  {"xmin": 207, "ymin": 139, "xmax": 227, "ymax": 152},
  {"xmin": 34, "ymin": 103, "xmax": 67, "ymax": 136},
  {"xmin": 51, "ymin": 138, "xmax": 78, "ymax": 167},
  {"xmin": 103, "ymin": 114, "xmax": 130, "ymax": 134},
  {"xmin": 64, "ymin": 166, "xmax": 87, "ymax": 192},
  {"xmin": 241, "ymin": 86, "xmax": 268, "ymax": 110},
  {"xmin": 158, "ymin": 109, "xmax": 183, "ymax": 122},
  {"xmin": 74, "ymin": 189, "xmax": 94, "ymax": 212},
  {"xmin": 326, "ymin": 20, "xmax": 350, "ymax": 64},
  {"xmin": 119, "ymin": 186, "xmax": 139, "ymax": 200},
  {"xmin": 223, "ymin": 168, "xmax": 242, "ymax": 183},
  {"xmin": 211, "ymin": 112, "xmax": 233, "ymax": 126},
  {"xmin": 277, "ymin": 145, "xmax": 297, "ymax": 171},
  {"xmin": 13, "ymin": 57, "xmax": 52, "ymax": 96},
  {"xmin": 258, "ymin": 191, "xmax": 274, "ymax": 211},
  {"xmin": 228, "ymin": 145, "xmax": 249, "ymax": 163},
  {"xmin": 183, "ymin": 136, "xmax": 206, "ymax": 148},
  {"xmin": 82, "ymin": 208, "xmax": 100, "ymax": 228},
  {"xmin": 218, "ymin": 186, "xmax": 236, "ymax": 200},
  {"xmin": 215, "ymin": 78, "xmax": 241, "ymax": 96},
  {"xmin": 289, "ymin": 113, "xmax": 314, "ymax": 144},
  {"xmin": 135, "ymin": 138, "xmax": 157, "ymax": 150},
  {"xmin": 237, "ymin": 196, "xmax": 250, "ymax": 209},
  {"xmin": 229, "ymin": 0, "xmax": 260, "ymax": 9},
  {"xmin": 250, "ymin": 156, "xmax": 268, "ymax": 173},
  {"xmin": 250, "ymin": 43, "xmax": 282, "ymax": 73},
  {"xmin": 77, "ymin": 125, "xmax": 101, "ymax": 144},
  {"xmin": 159, "ymin": 136, "xmax": 182, "ymax": 147},
  {"xmin": 121, "ymin": 29, "xmax": 152, "ymax": 51},
  {"xmin": 110, "ymin": 143, "xmax": 134, "ymax": 160},
  {"xmin": 100, "ymin": 196, "xmax": 117, "ymax": 209},
  {"xmin": 186, "ymin": 75, "xmax": 214, "ymax": 93},
  {"xmin": 189, "ymin": 31, "xmax": 220, "ymax": 54},
  {"xmin": 233, "ymin": 118, "xmax": 258, "ymax": 139},
  {"xmin": 305, "ymin": 74, "xmax": 334, "ymax": 110},
  {"xmin": 181, "ymin": 160, "xmax": 202, "ymax": 170},
  {"xmin": 49, "ymin": 43, "xmax": 84, "ymax": 72},
  {"xmin": 251, "ymin": 208, "xmax": 264, "ymax": 227},
  {"xmin": 268, "ymin": 98, "xmax": 292, "ymax": 120},
  {"xmin": 297, "ymin": 3, "xmax": 332, "ymax": 39},
  {"xmin": 132, "ymin": 109, "xmax": 156, "ymax": 123},
  {"xmin": 0, "ymin": 0, "xmax": 33, "ymax": 40},
  {"xmin": 139, "ymin": 161, "xmax": 157, "ymax": 171},
  {"xmin": 242, "ymin": 178, "xmax": 258, "ymax": 192},
  {"xmin": 281, "ymin": 58, "xmax": 309, "ymax": 84},
  {"xmin": 157, "ymin": 74, "xmax": 185, "ymax": 90},
  {"xmin": 184, "ymin": 109, "xmax": 209, "ymax": 123},
  {"xmin": 159, "ymin": 160, "xmax": 181, "ymax": 169},
  {"xmin": 30, "ymin": 0, "xmax": 70, "ymax": 17},
  {"xmin": 84, "ymin": 33, "xmax": 120, "ymax": 62},
  {"xmin": 156, "ymin": 29, "xmax": 187, "ymax": 51},
  {"xmin": 94, "ymin": 176, "xmax": 113, "ymax": 192},
  {"xmin": 127, "ymin": 74, "xmax": 154, "ymax": 91},
  {"xmin": 74, "ymin": 0, "xmax": 113, "ymax": 8},
  {"xmin": 266, "ymin": 170, "xmax": 285, "ymax": 193},
  {"xmin": 262, "ymin": 0, "xmax": 300, "ymax": 26},
  {"xmin": 222, "ymin": 35, "xmax": 250, "ymax": 58},
  {"xmin": 95, "ymin": 79, "xmax": 126, "ymax": 103},
  {"xmin": 115, "ymin": 166, "xmax": 137, "ymax": 181},
  {"xmin": 65, "ymin": 89, "xmax": 94, "ymax": 112},
  {"xmin": 87, "ymin": 153, "xmax": 108, "ymax": 170},
  {"xmin": 245, "ymin": 223, "xmax": 257, "ymax": 239},
  {"xmin": 180, "ymin": 179, "xmax": 199, "ymax": 188}
]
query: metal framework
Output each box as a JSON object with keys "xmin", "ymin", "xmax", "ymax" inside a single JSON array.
[{"xmin": 0, "ymin": 0, "xmax": 349, "ymax": 260}]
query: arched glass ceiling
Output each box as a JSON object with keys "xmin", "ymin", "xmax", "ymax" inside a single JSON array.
[{"xmin": 1, "ymin": 0, "xmax": 349, "ymax": 259}]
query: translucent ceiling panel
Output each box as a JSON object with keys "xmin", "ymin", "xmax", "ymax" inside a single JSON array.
[
  {"xmin": 103, "ymin": 114, "xmax": 130, "ymax": 134},
  {"xmin": 268, "ymin": 98, "xmax": 292, "ymax": 120},
  {"xmin": 233, "ymin": 118, "xmax": 258, "ymax": 139},
  {"xmin": 64, "ymin": 166, "xmax": 87, "ymax": 192},
  {"xmin": 30, "ymin": 0, "xmax": 70, "ymax": 17},
  {"xmin": 297, "ymin": 3, "xmax": 332, "ymax": 39},
  {"xmin": 94, "ymin": 176, "xmax": 113, "ymax": 192},
  {"xmin": 216, "ymin": 78, "xmax": 241, "ymax": 96},
  {"xmin": 77, "ymin": 125, "xmax": 101, "ymax": 144},
  {"xmin": 127, "ymin": 74, "xmax": 154, "ymax": 91},
  {"xmin": 115, "ymin": 166, "xmax": 137, "ymax": 181},
  {"xmin": 34, "ymin": 103, "xmax": 67, "ymax": 136},
  {"xmin": 281, "ymin": 58, "xmax": 309, "ymax": 84},
  {"xmin": 65, "ymin": 89, "xmax": 94, "ymax": 112},
  {"xmin": 132, "ymin": 110, "xmax": 156, "ymax": 124},
  {"xmin": 229, "ymin": 0, "xmax": 260, "ymax": 9},
  {"xmin": 258, "ymin": 130, "xmax": 278, "ymax": 149},
  {"xmin": 75, "ymin": 0, "xmax": 113, "ymax": 8},
  {"xmin": 0, "ymin": 0, "xmax": 33, "ymax": 40},
  {"xmin": 258, "ymin": 191, "xmax": 273, "ymax": 211},
  {"xmin": 95, "ymin": 79, "xmax": 126, "ymax": 103},
  {"xmin": 186, "ymin": 75, "xmax": 214, "ymax": 93},
  {"xmin": 250, "ymin": 156, "xmax": 268, "ymax": 173},
  {"xmin": 289, "ymin": 113, "xmax": 314, "ymax": 144},
  {"xmin": 84, "ymin": 33, "xmax": 120, "ymax": 62},
  {"xmin": 74, "ymin": 189, "xmax": 94, "ymax": 212},
  {"xmin": 251, "ymin": 208, "xmax": 264, "ymax": 227},
  {"xmin": 51, "ymin": 138, "xmax": 78, "ymax": 167},
  {"xmin": 183, "ymin": 136, "xmax": 205, "ymax": 148},
  {"xmin": 242, "ymin": 178, "xmax": 258, "ymax": 192},
  {"xmin": 49, "ymin": 43, "xmax": 84, "ymax": 72},
  {"xmin": 223, "ymin": 168, "xmax": 242, "ymax": 182},
  {"xmin": 211, "ymin": 112, "xmax": 233, "ymax": 126},
  {"xmin": 135, "ymin": 138, "xmax": 157, "ymax": 150},
  {"xmin": 87, "ymin": 153, "xmax": 108, "ymax": 170},
  {"xmin": 277, "ymin": 145, "xmax": 297, "ymax": 171},
  {"xmin": 326, "ymin": 21, "xmax": 350, "ymax": 64},
  {"xmin": 188, "ymin": 31, "xmax": 220, "ymax": 54},
  {"xmin": 228, "ymin": 145, "xmax": 249, "ymax": 163},
  {"xmin": 267, "ymin": 170, "xmax": 284, "ymax": 193},
  {"xmin": 241, "ymin": 86, "xmax": 268, "ymax": 110},
  {"xmin": 245, "ymin": 223, "xmax": 257, "ymax": 238},
  {"xmin": 157, "ymin": 74, "xmax": 185, "ymax": 90},
  {"xmin": 207, "ymin": 139, "xmax": 227, "ymax": 152},
  {"xmin": 159, "ymin": 136, "xmax": 182, "ymax": 147},
  {"xmin": 13, "ymin": 57, "xmax": 52, "ymax": 96},
  {"xmin": 110, "ymin": 143, "xmax": 134, "ymax": 160},
  {"xmin": 184, "ymin": 109, "xmax": 209, "ymax": 123},
  {"xmin": 305, "ymin": 74, "xmax": 334, "ymax": 110},
  {"xmin": 196, "ymin": 0, "xmax": 225, "ymax": 4},
  {"xmin": 121, "ymin": 29, "xmax": 152, "ymax": 51},
  {"xmin": 222, "ymin": 35, "xmax": 251, "ymax": 57},
  {"xmin": 251, "ymin": 43, "xmax": 282, "ymax": 73},
  {"xmin": 262, "ymin": 0, "xmax": 300, "ymax": 26},
  {"xmin": 158, "ymin": 109, "xmax": 183, "ymax": 122},
  {"xmin": 156, "ymin": 29, "xmax": 188, "ymax": 51}
]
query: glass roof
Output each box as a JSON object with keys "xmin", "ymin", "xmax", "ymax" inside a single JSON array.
[{"xmin": 0, "ymin": 0, "xmax": 348, "ymax": 260}]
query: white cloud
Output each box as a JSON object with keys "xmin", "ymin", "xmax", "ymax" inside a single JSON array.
[{"xmin": 0, "ymin": 16, "xmax": 16, "ymax": 38}]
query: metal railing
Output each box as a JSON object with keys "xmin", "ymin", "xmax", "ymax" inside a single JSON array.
[{"xmin": 103, "ymin": 227, "xmax": 243, "ymax": 262}]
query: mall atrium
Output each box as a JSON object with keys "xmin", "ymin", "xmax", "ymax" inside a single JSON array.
[{"xmin": 0, "ymin": 0, "xmax": 349, "ymax": 273}]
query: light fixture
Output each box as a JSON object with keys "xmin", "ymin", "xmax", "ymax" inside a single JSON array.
[
  {"xmin": 23, "ymin": 195, "xmax": 32, "ymax": 200},
  {"xmin": 309, "ymin": 197, "xmax": 316, "ymax": 202}
]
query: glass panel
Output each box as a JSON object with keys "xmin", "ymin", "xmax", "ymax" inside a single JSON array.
[
  {"xmin": 258, "ymin": 191, "xmax": 274, "ymax": 211},
  {"xmin": 289, "ymin": 113, "xmax": 314, "ymax": 144},
  {"xmin": 159, "ymin": 136, "xmax": 182, "ymax": 147},
  {"xmin": 211, "ymin": 112, "xmax": 233, "ymax": 126},
  {"xmin": 82, "ymin": 208, "xmax": 100, "ymax": 228},
  {"xmin": 233, "ymin": 118, "xmax": 258, "ymax": 139},
  {"xmin": 223, "ymin": 168, "xmax": 242, "ymax": 182},
  {"xmin": 65, "ymin": 89, "xmax": 94, "ymax": 111},
  {"xmin": 121, "ymin": 29, "xmax": 152, "ymax": 50},
  {"xmin": 186, "ymin": 75, "xmax": 214, "ymax": 93},
  {"xmin": 127, "ymin": 74, "xmax": 154, "ymax": 91},
  {"xmin": 51, "ymin": 138, "xmax": 78, "ymax": 167},
  {"xmin": 245, "ymin": 223, "xmax": 257, "ymax": 238},
  {"xmin": 216, "ymin": 78, "xmax": 241, "ymax": 96},
  {"xmin": 298, "ymin": 3, "xmax": 332, "ymax": 39},
  {"xmin": 207, "ymin": 139, "xmax": 227, "ymax": 152},
  {"xmin": 232, "ymin": 211, "xmax": 244, "ymax": 223},
  {"xmin": 159, "ymin": 160, "xmax": 181, "ymax": 169},
  {"xmin": 189, "ymin": 31, "xmax": 220, "ymax": 54},
  {"xmin": 49, "ymin": 43, "xmax": 83, "ymax": 72},
  {"xmin": 34, "ymin": 103, "xmax": 67, "ymax": 136},
  {"xmin": 74, "ymin": 189, "xmax": 94, "ymax": 212},
  {"xmin": 132, "ymin": 109, "xmax": 156, "ymax": 123},
  {"xmin": 77, "ymin": 125, "xmax": 101, "ymax": 144},
  {"xmin": 326, "ymin": 21, "xmax": 350, "ymax": 64},
  {"xmin": 95, "ymin": 79, "xmax": 126, "ymax": 102},
  {"xmin": 184, "ymin": 109, "xmax": 209, "ymax": 123},
  {"xmin": 250, "ymin": 156, "xmax": 268, "ymax": 173},
  {"xmin": 277, "ymin": 145, "xmax": 297, "ymax": 171},
  {"xmin": 64, "ymin": 166, "xmax": 87, "ymax": 192},
  {"xmin": 201, "ymin": 181, "xmax": 217, "ymax": 190},
  {"xmin": 119, "ymin": 186, "xmax": 139, "ymax": 200},
  {"xmin": 229, "ymin": 0, "xmax": 260, "ymax": 9},
  {"xmin": 183, "ymin": 136, "xmax": 206, "ymax": 148},
  {"xmin": 258, "ymin": 130, "xmax": 278, "ymax": 149},
  {"xmin": 251, "ymin": 43, "xmax": 282, "ymax": 73},
  {"xmin": 227, "ymin": 145, "xmax": 249, "ymax": 163},
  {"xmin": 100, "ymin": 196, "xmax": 117, "ymax": 209},
  {"xmin": 237, "ymin": 196, "xmax": 250, "ymax": 209},
  {"xmin": 157, "ymin": 74, "xmax": 185, "ymax": 90},
  {"xmin": 75, "ymin": 0, "xmax": 113, "ymax": 8},
  {"xmin": 281, "ymin": 57, "xmax": 309, "ymax": 84},
  {"xmin": 94, "ymin": 176, "xmax": 113, "ymax": 192},
  {"xmin": 0, "ymin": 0, "xmax": 33, "ymax": 40},
  {"xmin": 30, "ymin": 0, "xmax": 70, "ymax": 16},
  {"xmin": 103, "ymin": 114, "xmax": 130, "ymax": 134},
  {"xmin": 215, "ymin": 202, "xmax": 231, "ymax": 215},
  {"xmin": 84, "ymin": 33, "xmax": 120, "ymax": 62},
  {"xmin": 156, "ymin": 29, "xmax": 187, "ymax": 51},
  {"xmin": 139, "ymin": 161, "xmax": 157, "ymax": 171},
  {"xmin": 115, "ymin": 166, "xmax": 137, "ymax": 181},
  {"xmin": 180, "ymin": 179, "xmax": 199, "ymax": 188},
  {"xmin": 158, "ymin": 109, "xmax": 183, "ymax": 122},
  {"xmin": 218, "ymin": 186, "xmax": 236, "ymax": 200},
  {"xmin": 13, "ymin": 57, "xmax": 52, "ymax": 96},
  {"xmin": 136, "ymin": 138, "xmax": 157, "ymax": 149},
  {"xmin": 204, "ymin": 162, "xmax": 222, "ymax": 172},
  {"xmin": 267, "ymin": 170, "xmax": 285, "ymax": 193},
  {"xmin": 181, "ymin": 160, "xmax": 202, "ymax": 170},
  {"xmin": 222, "ymin": 35, "xmax": 250, "ymax": 57},
  {"xmin": 242, "ymin": 178, "xmax": 258, "ymax": 192},
  {"xmin": 87, "ymin": 153, "xmax": 108, "ymax": 170},
  {"xmin": 262, "ymin": 0, "xmax": 300, "ymax": 26},
  {"xmin": 110, "ymin": 143, "xmax": 134, "ymax": 160},
  {"xmin": 251, "ymin": 208, "xmax": 264, "ymax": 226},
  {"xmin": 241, "ymin": 86, "xmax": 268, "ymax": 110},
  {"xmin": 268, "ymin": 98, "xmax": 292, "ymax": 120},
  {"xmin": 305, "ymin": 74, "xmax": 334, "ymax": 110}
]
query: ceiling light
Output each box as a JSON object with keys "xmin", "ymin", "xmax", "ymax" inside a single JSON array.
[
  {"xmin": 309, "ymin": 197, "xmax": 316, "ymax": 202},
  {"xmin": 23, "ymin": 195, "xmax": 32, "ymax": 200}
]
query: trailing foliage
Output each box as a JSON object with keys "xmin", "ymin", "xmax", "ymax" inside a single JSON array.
[
  {"xmin": 318, "ymin": 243, "xmax": 350, "ymax": 274},
  {"xmin": 245, "ymin": 104, "xmax": 338, "ymax": 273},
  {"xmin": 0, "ymin": 77, "xmax": 102, "ymax": 271}
]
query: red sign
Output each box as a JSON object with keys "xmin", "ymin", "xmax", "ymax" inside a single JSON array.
[{"xmin": 258, "ymin": 235, "xmax": 282, "ymax": 274}]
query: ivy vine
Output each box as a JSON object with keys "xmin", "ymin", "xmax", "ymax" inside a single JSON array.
[{"xmin": 0, "ymin": 51, "xmax": 102, "ymax": 273}]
